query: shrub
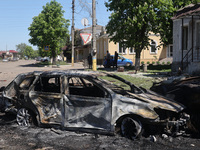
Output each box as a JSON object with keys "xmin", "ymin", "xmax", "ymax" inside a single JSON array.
[
  {"xmin": 162, "ymin": 62, "xmax": 165, "ymax": 65},
  {"xmin": 141, "ymin": 61, "xmax": 145, "ymax": 65},
  {"xmin": 152, "ymin": 61, "xmax": 155, "ymax": 65},
  {"xmin": 167, "ymin": 61, "xmax": 171, "ymax": 65},
  {"xmin": 147, "ymin": 61, "xmax": 150, "ymax": 64},
  {"xmin": 156, "ymin": 61, "xmax": 160, "ymax": 65}
]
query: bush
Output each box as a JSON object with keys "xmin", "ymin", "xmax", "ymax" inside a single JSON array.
[
  {"xmin": 162, "ymin": 62, "xmax": 165, "ymax": 65},
  {"xmin": 147, "ymin": 61, "xmax": 150, "ymax": 64},
  {"xmin": 141, "ymin": 61, "xmax": 145, "ymax": 65},
  {"xmin": 152, "ymin": 61, "xmax": 155, "ymax": 65},
  {"xmin": 167, "ymin": 61, "xmax": 171, "ymax": 65},
  {"xmin": 156, "ymin": 61, "xmax": 160, "ymax": 65}
]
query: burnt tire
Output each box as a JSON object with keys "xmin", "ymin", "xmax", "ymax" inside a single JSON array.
[
  {"xmin": 16, "ymin": 108, "xmax": 33, "ymax": 127},
  {"xmin": 121, "ymin": 117, "xmax": 142, "ymax": 140}
]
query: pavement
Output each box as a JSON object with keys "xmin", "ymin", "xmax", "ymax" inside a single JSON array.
[{"xmin": 0, "ymin": 60, "xmax": 85, "ymax": 87}]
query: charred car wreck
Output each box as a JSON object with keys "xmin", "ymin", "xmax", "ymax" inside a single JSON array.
[{"xmin": 1, "ymin": 70, "xmax": 189, "ymax": 139}]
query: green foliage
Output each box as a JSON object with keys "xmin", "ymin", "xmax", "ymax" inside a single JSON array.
[
  {"xmin": 167, "ymin": 61, "xmax": 171, "ymax": 65},
  {"xmin": 28, "ymin": 0, "xmax": 70, "ymax": 64},
  {"xmin": 141, "ymin": 61, "xmax": 145, "ymax": 65},
  {"xmin": 156, "ymin": 61, "xmax": 160, "ymax": 65},
  {"xmin": 16, "ymin": 43, "xmax": 37, "ymax": 59},
  {"xmin": 162, "ymin": 62, "xmax": 165, "ymax": 65},
  {"xmin": 105, "ymin": 0, "xmax": 196, "ymax": 71},
  {"xmin": 16, "ymin": 43, "xmax": 28, "ymax": 58},
  {"xmin": 152, "ymin": 61, "xmax": 155, "ymax": 65},
  {"xmin": 147, "ymin": 61, "xmax": 150, "ymax": 64},
  {"xmin": 24, "ymin": 46, "xmax": 34, "ymax": 59}
]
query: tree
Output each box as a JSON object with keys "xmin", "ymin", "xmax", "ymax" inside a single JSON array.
[
  {"xmin": 28, "ymin": 0, "xmax": 70, "ymax": 64},
  {"xmin": 105, "ymin": 0, "xmax": 199, "ymax": 72},
  {"xmin": 16, "ymin": 43, "xmax": 28, "ymax": 58},
  {"xmin": 24, "ymin": 46, "xmax": 35, "ymax": 59}
]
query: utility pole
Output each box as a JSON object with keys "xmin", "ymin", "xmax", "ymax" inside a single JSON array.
[
  {"xmin": 71, "ymin": 0, "xmax": 75, "ymax": 67},
  {"xmin": 92, "ymin": 0, "xmax": 97, "ymax": 71}
]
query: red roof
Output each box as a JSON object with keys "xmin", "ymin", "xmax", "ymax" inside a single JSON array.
[{"xmin": 9, "ymin": 50, "xmax": 18, "ymax": 53}]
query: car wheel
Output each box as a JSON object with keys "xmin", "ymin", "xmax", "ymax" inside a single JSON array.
[
  {"xmin": 16, "ymin": 108, "xmax": 32, "ymax": 127},
  {"xmin": 121, "ymin": 117, "xmax": 142, "ymax": 139},
  {"xmin": 125, "ymin": 62, "xmax": 131, "ymax": 66}
]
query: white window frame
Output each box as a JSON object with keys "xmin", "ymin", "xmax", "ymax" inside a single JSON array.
[
  {"xmin": 129, "ymin": 47, "xmax": 135, "ymax": 54},
  {"xmin": 118, "ymin": 43, "xmax": 127, "ymax": 54},
  {"xmin": 150, "ymin": 40, "xmax": 157, "ymax": 54}
]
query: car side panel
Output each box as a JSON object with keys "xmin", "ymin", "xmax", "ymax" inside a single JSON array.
[{"xmin": 63, "ymin": 95, "xmax": 112, "ymax": 131}]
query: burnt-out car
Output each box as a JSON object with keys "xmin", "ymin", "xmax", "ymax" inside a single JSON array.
[{"xmin": 1, "ymin": 70, "xmax": 189, "ymax": 139}]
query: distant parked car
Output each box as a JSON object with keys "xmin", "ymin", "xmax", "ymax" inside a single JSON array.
[
  {"xmin": 41, "ymin": 57, "xmax": 50, "ymax": 62},
  {"xmin": 103, "ymin": 55, "xmax": 133, "ymax": 68},
  {"xmin": 2, "ymin": 58, "xmax": 9, "ymax": 62},
  {"xmin": 57, "ymin": 55, "xmax": 62, "ymax": 61},
  {"xmin": 36, "ymin": 57, "xmax": 42, "ymax": 61}
]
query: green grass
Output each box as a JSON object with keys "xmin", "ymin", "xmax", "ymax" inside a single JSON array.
[
  {"xmin": 100, "ymin": 73, "xmax": 156, "ymax": 90},
  {"xmin": 35, "ymin": 61, "xmax": 69, "ymax": 66},
  {"xmin": 146, "ymin": 69, "xmax": 171, "ymax": 73}
]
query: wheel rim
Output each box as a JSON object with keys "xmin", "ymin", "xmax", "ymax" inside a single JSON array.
[
  {"xmin": 121, "ymin": 117, "xmax": 142, "ymax": 139},
  {"xmin": 17, "ymin": 108, "xmax": 31, "ymax": 127}
]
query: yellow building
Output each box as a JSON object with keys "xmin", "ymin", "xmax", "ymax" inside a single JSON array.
[
  {"xmin": 96, "ymin": 31, "xmax": 170, "ymax": 65},
  {"xmin": 76, "ymin": 27, "xmax": 172, "ymax": 65}
]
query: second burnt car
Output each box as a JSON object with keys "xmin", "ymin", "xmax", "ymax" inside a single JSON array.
[{"xmin": 0, "ymin": 70, "xmax": 189, "ymax": 139}]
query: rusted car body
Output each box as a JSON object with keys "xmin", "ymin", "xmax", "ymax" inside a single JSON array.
[{"xmin": 1, "ymin": 70, "xmax": 188, "ymax": 139}]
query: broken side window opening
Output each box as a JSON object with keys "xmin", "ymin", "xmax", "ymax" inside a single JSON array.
[
  {"xmin": 19, "ymin": 76, "xmax": 36, "ymax": 90},
  {"xmin": 34, "ymin": 76, "xmax": 61, "ymax": 93},
  {"xmin": 67, "ymin": 77, "xmax": 107, "ymax": 98}
]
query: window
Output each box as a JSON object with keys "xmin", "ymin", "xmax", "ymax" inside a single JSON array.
[
  {"xmin": 183, "ymin": 26, "xmax": 188, "ymax": 50},
  {"xmin": 19, "ymin": 76, "xmax": 35, "ymax": 90},
  {"xmin": 168, "ymin": 45, "xmax": 173, "ymax": 57},
  {"xmin": 34, "ymin": 77, "xmax": 60, "ymax": 93},
  {"xmin": 118, "ymin": 43, "xmax": 127, "ymax": 54},
  {"xmin": 197, "ymin": 23, "xmax": 200, "ymax": 48},
  {"xmin": 68, "ymin": 77, "xmax": 106, "ymax": 98},
  {"xmin": 150, "ymin": 40, "xmax": 157, "ymax": 54},
  {"xmin": 129, "ymin": 47, "xmax": 135, "ymax": 54}
]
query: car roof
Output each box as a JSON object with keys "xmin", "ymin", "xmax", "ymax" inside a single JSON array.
[{"xmin": 27, "ymin": 70, "xmax": 103, "ymax": 79}]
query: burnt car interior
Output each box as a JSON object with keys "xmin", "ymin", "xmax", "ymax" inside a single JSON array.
[
  {"xmin": 34, "ymin": 77, "xmax": 60, "ymax": 93},
  {"xmin": 68, "ymin": 77, "xmax": 107, "ymax": 98}
]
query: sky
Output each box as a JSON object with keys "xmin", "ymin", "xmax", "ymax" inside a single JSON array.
[{"xmin": 0, "ymin": 0, "xmax": 110, "ymax": 50}]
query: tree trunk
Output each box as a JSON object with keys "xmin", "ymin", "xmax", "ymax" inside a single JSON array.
[
  {"xmin": 52, "ymin": 47, "xmax": 57, "ymax": 65},
  {"xmin": 134, "ymin": 51, "xmax": 141, "ymax": 74}
]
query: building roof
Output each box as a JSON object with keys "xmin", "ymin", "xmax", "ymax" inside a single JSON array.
[
  {"xmin": 9, "ymin": 50, "xmax": 18, "ymax": 53},
  {"xmin": 172, "ymin": 3, "xmax": 200, "ymax": 20},
  {"xmin": 79, "ymin": 25, "xmax": 103, "ymax": 33}
]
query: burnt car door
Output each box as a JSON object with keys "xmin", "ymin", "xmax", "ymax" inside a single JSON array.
[
  {"xmin": 29, "ymin": 75, "xmax": 63, "ymax": 125},
  {"xmin": 63, "ymin": 76, "xmax": 112, "ymax": 132}
]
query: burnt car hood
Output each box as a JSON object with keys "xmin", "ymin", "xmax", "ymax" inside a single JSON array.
[{"xmin": 110, "ymin": 90, "xmax": 185, "ymax": 123}]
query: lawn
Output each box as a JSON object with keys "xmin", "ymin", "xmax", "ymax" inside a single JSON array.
[{"xmin": 100, "ymin": 73, "xmax": 157, "ymax": 90}]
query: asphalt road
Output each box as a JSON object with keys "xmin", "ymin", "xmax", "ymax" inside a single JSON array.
[{"xmin": 0, "ymin": 60, "xmax": 84, "ymax": 87}]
